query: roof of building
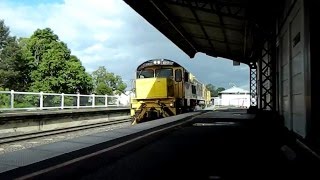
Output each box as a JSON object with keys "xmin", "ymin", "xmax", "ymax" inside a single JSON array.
[{"xmin": 220, "ymin": 86, "xmax": 249, "ymax": 94}]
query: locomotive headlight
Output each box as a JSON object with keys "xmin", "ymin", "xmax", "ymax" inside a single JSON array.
[
  {"xmin": 153, "ymin": 60, "xmax": 157, "ymax": 64},
  {"xmin": 157, "ymin": 60, "xmax": 161, "ymax": 64},
  {"xmin": 170, "ymin": 102, "xmax": 174, "ymax": 107}
]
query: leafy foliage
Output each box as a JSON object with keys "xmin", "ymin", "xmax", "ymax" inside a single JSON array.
[
  {"xmin": 216, "ymin": 87, "xmax": 226, "ymax": 94},
  {"xmin": 92, "ymin": 66, "xmax": 127, "ymax": 95},
  {"xmin": 0, "ymin": 21, "xmax": 126, "ymax": 100},
  {"xmin": 0, "ymin": 87, "xmax": 10, "ymax": 108},
  {"xmin": 206, "ymin": 83, "xmax": 225, "ymax": 97},
  {"xmin": 205, "ymin": 84, "xmax": 216, "ymax": 97},
  {"xmin": 0, "ymin": 20, "xmax": 10, "ymax": 49},
  {"xmin": 0, "ymin": 20, "xmax": 29, "ymax": 91},
  {"xmin": 20, "ymin": 28, "xmax": 93, "ymax": 94}
]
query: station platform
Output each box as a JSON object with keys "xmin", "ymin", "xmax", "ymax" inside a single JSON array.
[
  {"xmin": 0, "ymin": 107, "xmax": 130, "ymax": 135},
  {"xmin": 0, "ymin": 109, "xmax": 319, "ymax": 180},
  {"xmin": 79, "ymin": 110, "xmax": 319, "ymax": 180},
  {"xmin": 0, "ymin": 107, "xmax": 129, "ymax": 118}
]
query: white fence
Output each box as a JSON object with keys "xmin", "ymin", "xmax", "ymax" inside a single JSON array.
[{"xmin": 0, "ymin": 90, "xmax": 125, "ymax": 111}]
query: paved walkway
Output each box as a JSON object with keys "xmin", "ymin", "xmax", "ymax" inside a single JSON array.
[{"xmin": 79, "ymin": 110, "xmax": 319, "ymax": 180}]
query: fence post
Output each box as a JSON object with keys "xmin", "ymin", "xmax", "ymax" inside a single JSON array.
[
  {"xmin": 61, "ymin": 93, "xmax": 64, "ymax": 109},
  {"xmin": 105, "ymin": 95, "xmax": 108, "ymax": 107},
  {"xmin": 10, "ymin": 90, "xmax": 14, "ymax": 109},
  {"xmin": 117, "ymin": 97, "xmax": 120, "ymax": 106},
  {"xmin": 92, "ymin": 94, "xmax": 95, "ymax": 107},
  {"xmin": 77, "ymin": 93, "xmax": 80, "ymax": 109},
  {"xmin": 39, "ymin": 91, "xmax": 43, "ymax": 110}
]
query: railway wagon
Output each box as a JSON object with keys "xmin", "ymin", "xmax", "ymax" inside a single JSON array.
[{"xmin": 131, "ymin": 59, "xmax": 211, "ymax": 124}]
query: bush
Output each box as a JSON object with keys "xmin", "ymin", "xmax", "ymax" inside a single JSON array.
[{"xmin": 0, "ymin": 88, "xmax": 10, "ymax": 108}]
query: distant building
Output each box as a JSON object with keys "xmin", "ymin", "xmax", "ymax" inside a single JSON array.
[
  {"xmin": 115, "ymin": 91, "xmax": 134, "ymax": 106},
  {"xmin": 214, "ymin": 86, "xmax": 250, "ymax": 108}
]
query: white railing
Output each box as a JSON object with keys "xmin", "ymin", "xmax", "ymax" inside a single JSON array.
[{"xmin": 0, "ymin": 90, "xmax": 126, "ymax": 111}]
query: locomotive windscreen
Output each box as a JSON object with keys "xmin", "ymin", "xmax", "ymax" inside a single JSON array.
[
  {"xmin": 137, "ymin": 69, "xmax": 154, "ymax": 78},
  {"xmin": 155, "ymin": 68, "xmax": 173, "ymax": 78}
]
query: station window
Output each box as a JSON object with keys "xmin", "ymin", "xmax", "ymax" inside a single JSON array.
[{"xmin": 175, "ymin": 69, "xmax": 182, "ymax": 82}]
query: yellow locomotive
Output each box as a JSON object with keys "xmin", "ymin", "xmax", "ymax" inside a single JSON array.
[{"xmin": 131, "ymin": 59, "xmax": 211, "ymax": 124}]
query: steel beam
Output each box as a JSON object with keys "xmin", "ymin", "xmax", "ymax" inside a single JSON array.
[
  {"xmin": 249, "ymin": 63, "xmax": 257, "ymax": 106},
  {"xmin": 257, "ymin": 37, "xmax": 276, "ymax": 110}
]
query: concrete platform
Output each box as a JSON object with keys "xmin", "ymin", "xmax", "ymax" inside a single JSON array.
[
  {"xmin": 0, "ymin": 109, "xmax": 319, "ymax": 180},
  {"xmin": 0, "ymin": 112, "xmax": 202, "ymax": 179},
  {"xmin": 0, "ymin": 107, "xmax": 129, "ymax": 118},
  {"xmin": 0, "ymin": 108, "xmax": 130, "ymax": 135},
  {"xmin": 78, "ymin": 110, "xmax": 319, "ymax": 180}
]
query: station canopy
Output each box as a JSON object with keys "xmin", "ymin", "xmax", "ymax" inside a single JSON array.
[{"xmin": 124, "ymin": 0, "xmax": 282, "ymax": 64}]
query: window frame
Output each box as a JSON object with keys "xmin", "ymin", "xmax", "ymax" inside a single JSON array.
[
  {"xmin": 175, "ymin": 69, "xmax": 182, "ymax": 82},
  {"xmin": 137, "ymin": 69, "xmax": 154, "ymax": 78}
]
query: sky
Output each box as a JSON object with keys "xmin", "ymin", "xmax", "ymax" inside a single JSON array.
[{"xmin": 0, "ymin": 0, "xmax": 249, "ymax": 90}]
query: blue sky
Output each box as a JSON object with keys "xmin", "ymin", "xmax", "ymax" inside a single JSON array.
[{"xmin": 0, "ymin": 0, "xmax": 249, "ymax": 90}]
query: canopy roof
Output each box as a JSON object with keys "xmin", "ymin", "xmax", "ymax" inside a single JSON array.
[{"xmin": 124, "ymin": 0, "xmax": 282, "ymax": 64}]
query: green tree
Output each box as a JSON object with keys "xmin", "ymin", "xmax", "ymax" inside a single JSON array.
[
  {"xmin": 206, "ymin": 84, "xmax": 216, "ymax": 97},
  {"xmin": 0, "ymin": 20, "xmax": 10, "ymax": 49},
  {"xmin": 0, "ymin": 20, "xmax": 29, "ymax": 91},
  {"xmin": 216, "ymin": 87, "xmax": 226, "ymax": 94},
  {"xmin": 92, "ymin": 66, "xmax": 127, "ymax": 95},
  {"xmin": 206, "ymin": 84, "xmax": 225, "ymax": 97},
  {"xmin": 21, "ymin": 28, "xmax": 93, "ymax": 94},
  {"xmin": 0, "ymin": 87, "xmax": 10, "ymax": 108}
]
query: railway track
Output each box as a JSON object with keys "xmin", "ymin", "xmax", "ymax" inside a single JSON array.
[{"xmin": 0, "ymin": 118, "xmax": 131, "ymax": 145}]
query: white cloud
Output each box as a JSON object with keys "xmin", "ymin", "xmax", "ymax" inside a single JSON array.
[
  {"xmin": 0, "ymin": 0, "xmax": 249, "ymax": 89},
  {"xmin": 83, "ymin": 44, "xmax": 105, "ymax": 54},
  {"xmin": 0, "ymin": 0, "xmax": 127, "ymax": 47}
]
